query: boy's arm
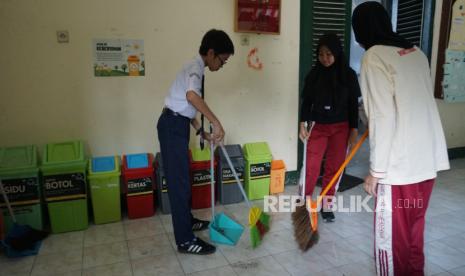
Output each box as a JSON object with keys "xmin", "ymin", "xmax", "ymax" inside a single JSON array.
[
  {"xmin": 190, "ymin": 118, "xmax": 201, "ymax": 132},
  {"xmin": 186, "ymin": 90, "xmax": 224, "ymax": 141}
]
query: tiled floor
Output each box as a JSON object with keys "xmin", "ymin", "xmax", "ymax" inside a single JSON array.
[{"xmin": 1, "ymin": 154, "xmax": 465, "ymax": 275}]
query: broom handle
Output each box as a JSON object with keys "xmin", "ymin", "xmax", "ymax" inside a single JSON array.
[
  {"xmin": 301, "ymin": 121, "xmax": 315, "ymax": 198},
  {"xmin": 302, "ymin": 138, "xmax": 306, "ymax": 198},
  {"xmin": 210, "ymin": 124, "xmax": 215, "ymax": 220},
  {"xmin": 0, "ymin": 179, "xmax": 17, "ymax": 223},
  {"xmin": 317, "ymin": 130, "xmax": 368, "ymax": 206},
  {"xmin": 219, "ymin": 144, "xmax": 252, "ymax": 209}
]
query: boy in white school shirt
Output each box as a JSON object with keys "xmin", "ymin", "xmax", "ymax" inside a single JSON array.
[{"xmin": 157, "ymin": 29, "xmax": 234, "ymax": 255}]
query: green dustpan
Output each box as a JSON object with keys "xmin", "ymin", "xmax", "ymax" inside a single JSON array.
[{"xmin": 207, "ymin": 126, "xmax": 244, "ymax": 245}]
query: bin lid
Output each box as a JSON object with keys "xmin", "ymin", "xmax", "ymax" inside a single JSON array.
[
  {"xmin": 0, "ymin": 145, "xmax": 37, "ymax": 171},
  {"xmin": 126, "ymin": 153, "xmax": 149, "ymax": 169},
  {"xmin": 191, "ymin": 148, "xmax": 211, "ymax": 162},
  {"xmin": 91, "ymin": 156, "xmax": 116, "ymax": 172},
  {"xmin": 243, "ymin": 142, "xmax": 272, "ymax": 160},
  {"xmin": 217, "ymin": 144, "xmax": 243, "ymax": 160},
  {"xmin": 44, "ymin": 140, "xmax": 85, "ymax": 163},
  {"xmin": 271, "ymin": 159, "xmax": 286, "ymax": 170}
]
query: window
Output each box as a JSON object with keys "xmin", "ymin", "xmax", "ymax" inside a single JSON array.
[{"xmin": 392, "ymin": 0, "xmax": 435, "ymax": 59}]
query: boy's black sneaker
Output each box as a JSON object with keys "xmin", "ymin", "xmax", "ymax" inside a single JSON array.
[
  {"xmin": 177, "ymin": 237, "xmax": 216, "ymax": 255},
  {"xmin": 321, "ymin": 210, "xmax": 335, "ymax": 222},
  {"xmin": 192, "ymin": 218, "xmax": 210, "ymax": 231}
]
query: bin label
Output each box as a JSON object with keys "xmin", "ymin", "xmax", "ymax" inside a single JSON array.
[
  {"xmin": 0, "ymin": 178, "xmax": 40, "ymax": 206},
  {"xmin": 127, "ymin": 177, "xmax": 152, "ymax": 196},
  {"xmin": 221, "ymin": 167, "xmax": 244, "ymax": 184},
  {"xmin": 192, "ymin": 170, "xmax": 211, "ymax": 186},
  {"xmin": 44, "ymin": 173, "xmax": 86, "ymax": 202},
  {"xmin": 250, "ymin": 162, "xmax": 271, "ymax": 179}
]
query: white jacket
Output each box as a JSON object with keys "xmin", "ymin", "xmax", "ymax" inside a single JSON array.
[{"xmin": 360, "ymin": 45, "xmax": 450, "ymax": 185}]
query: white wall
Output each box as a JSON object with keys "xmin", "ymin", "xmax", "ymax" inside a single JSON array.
[
  {"xmin": 431, "ymin": 0, "xmax": 465, "ymax": 148},
  {"xmin": 0, "ymin": 0, "xmax": 301, "ymax": 169}
]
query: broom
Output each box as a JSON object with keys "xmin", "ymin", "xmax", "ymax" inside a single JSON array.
[
  {"xmin": 292, "ymin": 130, "xmax": 368, "ymax": 251},
  {"xmin": 219, "ymin": 144, "xmax": 270, "ymax": 248},
  {"xmin": 292, "ymin": 122, "xmax": 319, "ymax": 251}
]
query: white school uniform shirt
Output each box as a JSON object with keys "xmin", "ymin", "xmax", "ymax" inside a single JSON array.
[
  {"xmin": 360, "ymin": 45, "xmax": 450, "ymax": 185},
  {"xmin": 164, "ymin": 55, "xmax": 204, "ymax": 119}
]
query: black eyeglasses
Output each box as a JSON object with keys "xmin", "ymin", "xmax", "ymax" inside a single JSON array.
[{"xmin": 216, "ymin": 55, "xmax": 226, "ymax": 66}]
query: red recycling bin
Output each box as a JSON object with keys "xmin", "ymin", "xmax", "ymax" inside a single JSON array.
[
  {"xmin": 189, "ymin": 151, "xmax": 216, "ymax": 210},
  {"xmin": 122, "ymin": 153, "xmax": 155, "ymax": 219}
]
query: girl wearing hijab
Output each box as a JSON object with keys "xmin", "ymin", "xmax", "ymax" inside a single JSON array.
[
  {"xmin": 352, "ymin": 2, "xmax": 449, "ymax": 275},
  {"xmin": 299, "ymin": 33, "xmax": 361, "ymax": 222}
]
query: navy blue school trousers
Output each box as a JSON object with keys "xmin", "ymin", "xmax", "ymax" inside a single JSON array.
[{"xmin": 157, "ymin": 111, "xmax": 195, "ymax": 245}]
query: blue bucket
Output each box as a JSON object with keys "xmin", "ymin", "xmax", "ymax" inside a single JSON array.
[{"xmin": 209, "ymin": 212, "xmax": 244, "ymax": 246}]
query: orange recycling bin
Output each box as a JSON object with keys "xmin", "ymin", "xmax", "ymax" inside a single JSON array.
[{"xmin": 270, "ymin": 160, "xmax": 286, "ymax": 194}]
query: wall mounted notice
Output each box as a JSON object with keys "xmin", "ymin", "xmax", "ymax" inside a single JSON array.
[
  {"xmin": 443, "ymin": 49, "xmax": 465, "ymax": 103},
  {"xmin": 448, "ymin": 0, "xmax": 465, "ymax": 51},
  {"xmin": 93, "ymin": 39, "xmax": 145, "ymax": 77}
]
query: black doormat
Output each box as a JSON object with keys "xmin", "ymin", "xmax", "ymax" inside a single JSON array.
[{"xmin": 316, "ymin": 174, "xmax": 364, "ymax": 192}]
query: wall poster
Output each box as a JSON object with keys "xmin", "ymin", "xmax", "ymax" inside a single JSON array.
[
  {"xmin": 93, "ymin": 39, "xmax": 145, "ymax": 77},
  {"xmin": 235, "ymin": 0, "xmax": 281, "ymax": 34}
]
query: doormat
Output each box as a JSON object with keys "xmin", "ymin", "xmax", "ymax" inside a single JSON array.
[{"xmin": 316, "ymin": 174, "xmax": 364, "ymax": 192}]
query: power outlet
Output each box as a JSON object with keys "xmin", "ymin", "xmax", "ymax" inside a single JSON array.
[{"xmin": 56, "ymin": 30, "xmax": 69, "ymax": 43}]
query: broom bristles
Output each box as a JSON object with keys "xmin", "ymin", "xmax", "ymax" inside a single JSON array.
[
  {"xmin": 250, "ymin": 212, "xmax": 271, "ymax": 248},
  {"xmin": 292, "ymin": 201, "xmax": 319, "ymax": 251}
]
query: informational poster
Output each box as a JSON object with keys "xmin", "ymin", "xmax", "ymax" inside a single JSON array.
[
  {"xmin": 448, "ymin": 0, "xmax": 465, "ymax": 51},
  {"xmin": 93, "ymin": 39, "xmax": 145, "ymax": 77},
  {"xmin": 443, "ymin": 49, "xmax": 465, "ymax": 103},
  {"xmin": 235, "ymin": 0, "xmax": 281, "ymax": 34}
]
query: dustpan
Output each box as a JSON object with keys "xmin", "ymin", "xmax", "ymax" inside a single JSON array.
[
  {"xmin": 0, "ymin": 179, "xmax": 46, "ymax": 257},
  {"xmin": 1, "ymin": 224, "xmax": 43, "ymax": 257},
  {"xmin": 207, "ymin": 126, "xmax": 244, "ymax": 245}
]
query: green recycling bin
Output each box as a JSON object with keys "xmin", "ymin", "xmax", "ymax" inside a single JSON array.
[
  {"xmin": 243, "ymin": 142, "xmax": 272, "ymax": 200},
  {"xmin": 41, "ymin": 140, "xmax": 88, "ymax": 233},
  {"xmin": 0, "ymin": 145, "xmax": 43, "ymax": 232},
  {"xmin": 88, "ymin": 156, "xmax": 121, "ymax": 224}
]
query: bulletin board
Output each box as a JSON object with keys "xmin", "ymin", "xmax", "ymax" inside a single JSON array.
[
  {"xmin": 434, "ymin": 0, "xmax": 465, "ymax": 102},
  {"xmin": 435, "ymin": 0, "xmax": 465, "ymax": 102},
  {"xmin": 235, "ymin": 0, "xmax": 281, "ymax": 34}
]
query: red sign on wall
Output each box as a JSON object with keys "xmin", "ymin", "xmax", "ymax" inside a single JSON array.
[{"xmin": 235, "ymin": 0, "xmax": 281, "ymax": 34}]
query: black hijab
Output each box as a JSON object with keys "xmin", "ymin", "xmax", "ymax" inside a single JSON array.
[
  {"xmin": 352, "ymin": 1, "xmax": 413, "ymax": 50},
  {"xmin": 306, "ymin": 33, "xmax": 351, "ymax": 115}
]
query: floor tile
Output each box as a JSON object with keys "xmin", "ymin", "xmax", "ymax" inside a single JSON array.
[
  {"xmin": 128, "ymin": 232, "xmax": 175, "ymax": 260},
  {"xmin": 82, "ymin": 241, "xmax": 129, "ymax": 269},
  {"xmin": 82, "ymin": 260, "xmax": 132, "ymax": 276},
  {"xmin": 186, "ymin": 265, "xmax": 237, "ymax": 276},
  {"xmin": 131, "ymin": 253, "xmax": 184, "ymax": 276},
  {"xmin": 273, "ymin": 249, "xmax": 333, "ymax": 275},
  {"xmin": 84, "ymin": 222, "xmax": 125, "ymax": 247},
  {"xmin": 425, "ymin": 240, "xmax": 465, "ymax": 271},
  {"xmin": 31, "ymin": 249, "xmax": 82, "ymax": 276},
  {"xmin": 124, "ymin": 217, "xmax": 165, "ymax": 240},
  {"xmin": 0, "ymin": 255, "xmax": 35, "ymax": 275},
  {"xmin": 230, "ymin": 255, "xmax": 290, "ymax": 276},
  {"xmin": 38, "ymin": 231, "xmax": 84, "ymax": 255}
]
